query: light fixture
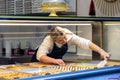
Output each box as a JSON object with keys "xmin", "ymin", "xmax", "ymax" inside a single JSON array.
[
  {"xmin": 41, "ymin": 0, "xmax": 68, "ymax": 16},
  {"xmin": 0, "ymin": 20, "xmax": 92, "ymax": 26}
]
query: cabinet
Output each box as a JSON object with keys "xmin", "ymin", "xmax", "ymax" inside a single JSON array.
[{"xmin": 0, "ymin": 16, "xmax": 120, "ymax": 64}]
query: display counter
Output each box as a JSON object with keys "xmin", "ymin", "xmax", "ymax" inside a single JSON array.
[
  {"xmin": 0, "ymin": 61, "xmax": 119, "ymax": 80},
  {"xmin": 0, "ymin": 16, "xmax": 120, "ymax": 63},
  {"xmin": 19, "ymin": 66, "xmax": 120, "ymax": 80},
  {"xmin": 0, "ymin": 16, "xmax": 120, "ymax": 79}
]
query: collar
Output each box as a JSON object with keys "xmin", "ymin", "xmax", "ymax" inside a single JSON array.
[{"xmin": 55, "ymin": 42, "xmax": 63, "ymax": 48}]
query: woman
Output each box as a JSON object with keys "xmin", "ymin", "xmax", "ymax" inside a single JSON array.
[{"xmin": 31, "ymin": 26, "xmax": 110, "ymax": 65}]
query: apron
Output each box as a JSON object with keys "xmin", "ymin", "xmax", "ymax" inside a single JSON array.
[{"xmin": 31, "ymin": 43, "xmax": 68, "ymax": 62}]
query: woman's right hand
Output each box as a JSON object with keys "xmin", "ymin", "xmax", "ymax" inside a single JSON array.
[
  {"xmin": 40, "ymin": 55, "xmax": 66, "ymax": 66},
  {"xmin": 54, "ymin": 59, "xmax": 66, "ymax": 66}
]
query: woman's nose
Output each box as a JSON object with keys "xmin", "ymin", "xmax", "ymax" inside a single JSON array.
[{"xmin": 63, "ymin": 38, "xmax": 67, "ymax": 42}]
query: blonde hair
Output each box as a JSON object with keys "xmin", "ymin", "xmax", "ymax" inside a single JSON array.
[{"xmin": 47, "ymin": 26, "xmax": 65, "ymax": 42}]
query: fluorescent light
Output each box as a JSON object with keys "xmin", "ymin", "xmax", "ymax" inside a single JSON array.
[
  {"xmin": 0, "ymin": 23, "xmax": 91, "ymax": 26},
  {"xmin": 104, "ymin": 22, "xmax": 120, "ymax": 26},
  {"xmin": 0, "ymin": 20, "xmax": 92, "ymax": 26},
  {"xmin": 104, "ymin": 24, "xmax": 120, "ymax": 26},
  {"xmin": 0, "ymin": 37, "xmax": 43, "ymax": 40}
]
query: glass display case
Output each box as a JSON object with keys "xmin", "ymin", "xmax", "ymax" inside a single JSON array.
[
  {"xmin": 103, "ymin": 22, "xmax": 120, "ymax": 60},
  {"xmin": 0, "ymin": 16, "xmax": 120, "ymax": 64}
]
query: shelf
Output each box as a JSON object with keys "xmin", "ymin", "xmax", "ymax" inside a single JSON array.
[
  {"xmin": 0, "ymin": 55, "xmax": 32, "ymax": 59},
  {"xmin": 0, "ymin": 16, "xmax": 120, "ymax": 21}
]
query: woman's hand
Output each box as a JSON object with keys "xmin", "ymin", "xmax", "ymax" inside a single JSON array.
[
  {"xmin": 89, "ymin": 42, "xmax": 111, "ymax": 60},
  {"xmin": 40, "ymin": 56, "xmax": 65, "ymax": 66},
  {"xmin": 54, "ymin": 59, "xmax": 66, "ymax": 66},
  {"xmin": 100, "ymin": 51, "xmax": 111, "ymax": 60}
]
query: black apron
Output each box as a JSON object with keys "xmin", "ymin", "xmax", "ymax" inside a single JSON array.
[{"xmin": 31, "ymin": 43, "xmax": 68, "ymax": 62}]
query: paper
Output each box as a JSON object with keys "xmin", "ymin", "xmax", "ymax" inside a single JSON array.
[{"xmin": 97, "ymin": 60, "xmax": 107, "ymax": 67}]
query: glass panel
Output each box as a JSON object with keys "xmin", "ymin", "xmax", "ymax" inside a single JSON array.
[
  {"xmin": 103, "ymin": 22, "xmax": 120, "ymax": 60},
  {"xmin": 0, "ymin": 20, "xmax": 92, "ymax": 61}
]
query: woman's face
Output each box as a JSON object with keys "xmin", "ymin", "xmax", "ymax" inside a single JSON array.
[{"xmin": 55, "ymin": 35, "xmax": 67, "ymax": 44}]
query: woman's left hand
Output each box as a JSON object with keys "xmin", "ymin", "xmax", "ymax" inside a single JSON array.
[{"xmin": 101, "ymin": 52, "xmax": 111, "ymax": 60}]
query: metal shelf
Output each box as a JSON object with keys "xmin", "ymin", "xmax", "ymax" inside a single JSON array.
[{"xmin": 0, "ymin": 16, "xmax": 120, "ymax": 21}]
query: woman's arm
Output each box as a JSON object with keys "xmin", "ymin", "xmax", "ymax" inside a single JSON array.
[
  {"xmin": 89, "ymin": 42, "xmax": 110, "ymax": 60},
  {"xmin": 36, "ymin": 36, "xmax": 65, "ymax": 65},
  {"xmin": 69, "ymin": 34, "xmax": 110, "ymax": 60}
]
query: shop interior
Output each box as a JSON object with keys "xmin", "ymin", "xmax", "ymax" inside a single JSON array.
[{"xmin": 0, "ymin": 0, "xmax": 120, "ymax": 80}]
